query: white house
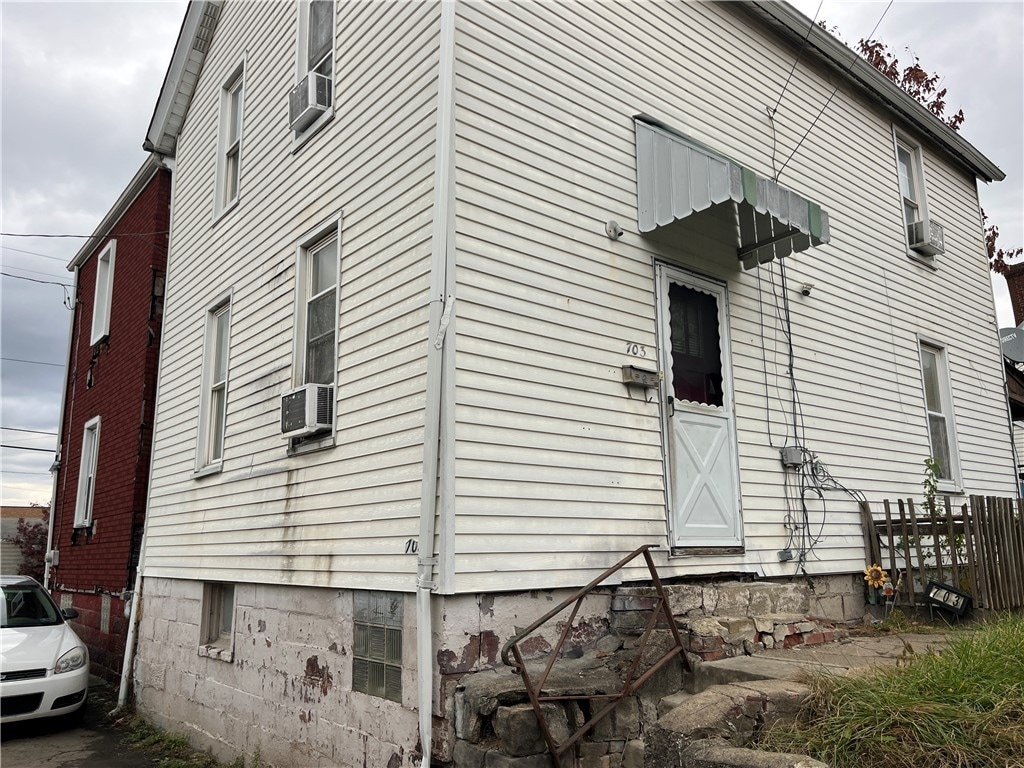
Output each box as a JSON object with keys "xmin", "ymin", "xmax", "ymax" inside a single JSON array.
[{"xmin": 133, "ymin": 1, "xmax": 1014, "ymax": 765}]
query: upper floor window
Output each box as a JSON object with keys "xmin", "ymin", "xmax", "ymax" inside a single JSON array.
[
  {"xmin": 216, "ymin": 66, "xmax": 244, "ymax": 215},
  {"xmin": 301, "ymin": 233, "xmax": 339, "ymax": 386},
  {"xmin": 75, "ymin": 416, "xmax": 100, "ymax": 528},
  {"xmin": 289, "ymin": 0, "xmax": 335, "ymax": 137},
  {"xmin": 896, "ymin": 140, "xmax": 922, "ymax": 229},
  {"xmin": 919, "ymin": 340, "xmax": 960, "ymax": 489},
  {"xmin": 198, "ymin": 298, "xmax": 232, "ymax": 471},
  {"xmin": 91, "ymin": 241, "xmax": 115, "ymax": 344},
  {"xmin": 895, "ymin": 133, "xmax": 944, "ymax": 263}
]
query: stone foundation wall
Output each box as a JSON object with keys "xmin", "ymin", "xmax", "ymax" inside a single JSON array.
[{"xmin": 133, "ymin": 578, "xmax": 419, "ymax": 767}]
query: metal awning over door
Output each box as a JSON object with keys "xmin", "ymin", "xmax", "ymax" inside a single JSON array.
[{"xmin": 635, "ymin": 118, "xmax": 830, "ymax": 270}]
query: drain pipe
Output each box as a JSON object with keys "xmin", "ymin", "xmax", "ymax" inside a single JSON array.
[
  {"xmin": 417, "ymin": 2, "xmax": 456, "ymax": 763},
  {"xmin": 113, "ymin": 156, "xmax": 176, "ymax": 715}
]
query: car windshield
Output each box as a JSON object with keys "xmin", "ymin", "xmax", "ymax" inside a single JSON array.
[{"xmin": 1, "ymin": 582, "xmax": 63, "ymax": 628}]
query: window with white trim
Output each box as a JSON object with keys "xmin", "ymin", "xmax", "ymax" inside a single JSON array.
[
  {"xmin": 297, "ymin": 227, "xmax": 339, "ymax": 387},
  {"xmin": 74, "ymin": 416, "xmax": 100, "ymax": 528},
  {"xmin": 919, "ymin": 340, "xmax": 960, "ymax": 488},
  {"xmin": 198, "ymin": 299, "xmax": 232, "ymax": 470},
  {"xmin": 216, "ymin": 66, "xmax": 244, "ymax": 214},
  {"xmin": 896, "ymin": 139, "xmax": 923, "ymax": 231},
  {"xmin": 91, "ymin": 241, "xmax": 115, "ymax": 344},
  {"xmin": 199, "ymin": 582, "xmax": 235, "ymax": 661},
  {"xmin": 289, "ymin": 0, "xmax": 335, "ymax": 136}
]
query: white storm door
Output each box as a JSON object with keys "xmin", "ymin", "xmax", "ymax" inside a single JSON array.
[{"xmin": 656, "ymin": 265, "xmax": 742, "ymax": 548}]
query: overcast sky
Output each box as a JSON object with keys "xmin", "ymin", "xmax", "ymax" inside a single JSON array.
[{"xmin": 1, "ymin": 1, "xmax": 1021, "ymax": 508}]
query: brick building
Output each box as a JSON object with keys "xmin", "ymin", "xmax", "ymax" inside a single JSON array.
[{"xmin": 48, "ymin": 156, "xmax": 170, "ymax": 682}]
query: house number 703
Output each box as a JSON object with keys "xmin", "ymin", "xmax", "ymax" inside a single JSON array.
[{"xmin": 625, "ymin": 343, "xmax": 648, "ymax": 358}]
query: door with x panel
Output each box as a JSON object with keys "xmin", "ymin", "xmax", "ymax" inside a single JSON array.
[{"xmin": 657, "ymin": 265, "xmax": 743, "ymax": 548}]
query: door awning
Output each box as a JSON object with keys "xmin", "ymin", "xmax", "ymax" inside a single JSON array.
[{"xmin": 635, "ymin": 118, "xmax": 831, "ymax": 270}]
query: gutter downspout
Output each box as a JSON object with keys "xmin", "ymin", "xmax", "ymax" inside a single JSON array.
[
  {"xmin": 114, "ymin": 156, "xmax": 176, "ymax": 714},
  {"xmin": 44, "ymin": 274, "xmax": 79, "ymax": 589},
  {"xmin": 417, "ymin": 2, "xmax": 456, "ymax": 762}
]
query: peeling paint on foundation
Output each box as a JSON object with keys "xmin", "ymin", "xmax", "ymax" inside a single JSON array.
[{"xmin": 303, "ymin": 655, "xmax": 333, "ymax": 697}]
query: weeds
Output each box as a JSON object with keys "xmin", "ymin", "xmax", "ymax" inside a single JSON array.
[{"xmin": 758, "ymin": 614, "xmax": 1024, "ymax": 768}]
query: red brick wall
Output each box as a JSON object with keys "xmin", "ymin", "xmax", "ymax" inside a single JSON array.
[
  {"xmin": 1004, "ymin": 263, "xmax": 1024, "ymax": 327},
  {"xmin": 51, "ymin": 591, "xmax": 130, "ymax": 683},
  {"xmin": 51, "ymin": 168, "xmax": 171, "ymax": 601}
]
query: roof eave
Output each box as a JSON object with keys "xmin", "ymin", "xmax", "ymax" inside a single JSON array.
[
  {"xmin": 738, "ymin": 1, "xmax": 1005, "ymax": 183},
  {"xmin": 144, "ymin": 1, "xmax": 222, "ymax": 158}
]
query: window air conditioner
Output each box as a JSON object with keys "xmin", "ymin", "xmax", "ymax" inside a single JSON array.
[
  {"xmin": 281, "ymin": 383, "xmax": 334, "ymax": 437},
  {"xmin": 907, "ymin": 218, "xmax": 945, "ymax": 257},
  {"xmin": 288, "ymin": 72, "xmax": 332, "ymax": 131}
]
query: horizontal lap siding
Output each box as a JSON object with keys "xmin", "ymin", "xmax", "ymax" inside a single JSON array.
[
  {"xmin": 449, "ymin": 1, "xmax": 1014, "ymax": 592},
  {"xmin": 145, "ymin": 1, "xmax": 440, "ymax": 589}
]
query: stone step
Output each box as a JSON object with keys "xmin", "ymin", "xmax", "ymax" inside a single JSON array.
[
  {"xmin": 686, "ymin": 653, "xmax": 850, "ymax": 694},
  {"xmin": 657, "ymin": 691, "xmax": 692, "ymax": 718}
]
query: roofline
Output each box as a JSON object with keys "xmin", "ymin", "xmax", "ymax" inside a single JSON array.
[
  {"xmin": 738, "ymin": 1, "xmax": 1004, "ymax": 183},
  {"xmin": 68, "ymin": 155, "xmax": 168, "ymax": 271},
  {"xmin": 144, "ymin": 1, "xmax": 222, "ymax": 157}
]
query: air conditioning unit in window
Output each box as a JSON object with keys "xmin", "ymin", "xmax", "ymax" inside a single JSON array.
[
  {"xmin": 281, "ymin": 383, "xmax": 334, "ymax": 438},
  {"xmin": 288, "ymin": 72, "xmax": 332, "ymax": 131},
  {"xmin": 907, "ymin": 218, "xmax": 945, "ymax": 257}
]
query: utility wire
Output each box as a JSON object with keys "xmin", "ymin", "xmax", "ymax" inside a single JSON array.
[
  {"xmin": 1, "ymin": 444, "xmax": 55, "ymax": 452},
  {"xmin": 1, "ymin": 357, "xmax": 64, "ymax": 368},
  {"xmin": 1, "ymin": 265, "xmax": 70, "ymax": 281},
  {"xmin": 1, "ymin": 230, "xmax": 169, "ymax": 239},
  {"xmin": 1, "ymin": 245, "xmax": 69, "ymax": 261},
  {"xmin": 770, "ymin": 0, "xmax": 822, "ymax": 117},
  {"xmin": 1, "ymin": 272, "xmax": 73, "ymax": 288},
  {"xmin": 776, "ymin": 0, "xmax": 894, "ymax": 180},
  {"xmin": 1, "ymin": 427, "xmax": 59, "ymax": 436}
]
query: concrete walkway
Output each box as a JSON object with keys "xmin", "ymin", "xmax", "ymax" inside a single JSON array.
[{"xmin": 690, "ymin": 631, "xmax": 952, "ymax": 692}]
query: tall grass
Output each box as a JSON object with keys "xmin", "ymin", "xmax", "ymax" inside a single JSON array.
[{"xmin": 758, "ymin": 614, "xmax": 1024, "ymax": 768}]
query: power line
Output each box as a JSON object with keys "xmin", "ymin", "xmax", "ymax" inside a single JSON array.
[
  {"xmin": 1, "ymin": 272, "xmax": 74, "ymax": 288},
  {"xmin": 0, "ymin": 265, "xmax": 70, "ymax": 281},
  {"xmin": 1, "ymin": 245, "xmax": 69, "ymax": 262},
  {"xmin": 1, "ymin": 230, "xmax": 169, "ymax": 239},
  {"xmin": 1, "ymin": 444, "xmax": 55, "ymax": 453},
  {"xmin": 1, "ymin": 470, "xmax": 53, "ymax": 475},
  {"xmin": 1, "ymin": 357, "xmax": 65, "ymax": 368},
  {"xmin": 770, "ymin": 0, "xmax": 822, "ymax": 117},
  {"xmin": 776, "ymin": 0, "xmax": 894, "ymax": 180},
  {"xmin": 0, "ymin": 427, "xmax": 59, "ymax": 436}
]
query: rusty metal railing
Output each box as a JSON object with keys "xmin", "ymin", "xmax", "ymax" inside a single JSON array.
[{"xmin": 499, "ymin": 545, "xmax": 689, "ymax": 767}]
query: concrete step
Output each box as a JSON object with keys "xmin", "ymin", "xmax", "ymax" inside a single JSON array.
[{"xmin": 657, "ymin": 690, "xmax": 693, "ymax": 718}]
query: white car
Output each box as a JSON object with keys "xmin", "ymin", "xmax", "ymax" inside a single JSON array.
[{"xmin": 1, "ymin": 575, "xmax": 89, "ymax": 723}]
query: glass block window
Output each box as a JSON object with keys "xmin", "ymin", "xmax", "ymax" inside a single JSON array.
[{"xmin": 353, "ymin": 590, "xmax": 402, "ymax": 703}]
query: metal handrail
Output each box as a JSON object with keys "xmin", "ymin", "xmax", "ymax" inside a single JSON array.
[{"xmin": 499, "ymin": 544, "xmax": 690, "ymax": 767}]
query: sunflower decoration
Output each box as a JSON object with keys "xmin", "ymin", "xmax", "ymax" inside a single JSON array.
[{"xmin": 863, "ymin": 564, "xmax": 889, "ymax": 589}]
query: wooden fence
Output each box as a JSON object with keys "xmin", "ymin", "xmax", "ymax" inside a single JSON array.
[{"xmin": 860, "ymin": 496, "xmax": 1024, "ymax": 612}]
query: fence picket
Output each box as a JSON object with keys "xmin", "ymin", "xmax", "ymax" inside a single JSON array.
[{"xmin": 942, "ymin": 496, "xmax": 960, "ymax": 590}]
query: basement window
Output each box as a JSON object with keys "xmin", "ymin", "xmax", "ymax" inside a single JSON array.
[
  {"xmin": 352, "ymin": 591, "xmax": 402, "ymax": 703},
  {"xmin": 199, "ymin": 582, "xmax": 235, "ymax": 661}
]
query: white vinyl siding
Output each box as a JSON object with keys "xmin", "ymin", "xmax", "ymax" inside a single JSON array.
[
  {"xmin": 145, "ymin": 1, "xmax": 439, "ymax": 588},
  {"xmin": 90, "ymin": 241, "xmax": 115, "ymax": 344},
  {"xmin": 74, "ymin": 416, "xmax": 100, "ymax": 527},
  {"xmin": 446, "ymin": 1, "xmax": 1015, "ymax": 590}
]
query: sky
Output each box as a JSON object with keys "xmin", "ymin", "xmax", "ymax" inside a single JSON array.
[{"xmin": 0, "ymin": 1, "xmax": 1022, "ymax": 508}]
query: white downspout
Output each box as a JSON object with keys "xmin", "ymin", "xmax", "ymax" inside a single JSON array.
[
  {"xmin": 44, "ymin": 271, "xmax": 79, "ymax": 589},
  {"xmin": 114, "ymin": 156, "xmax": 176, "ymax": 713},
  {"xmin": 418, "ymin": 2, "xmax": 456, "ymax": 763}
]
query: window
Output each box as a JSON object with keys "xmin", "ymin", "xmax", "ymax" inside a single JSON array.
[
  {"xmin": 91, "ymin": 241, "xmax": 115, "ymax": 344},
  {"xmin": 199, "ymin": 583, "xmax": 235, "ymax": 661},
  {"xmin": 296, "ymin": 223, "xmax": 340, "ymax": 387},
  {"xmin": 198, "ymin": 299, "xmax": 232, "ymax": 471},
  {"xmin": 74, "ymin": 417, "xmax": 100, "ymax": 528},
  {"xmin": 919, "ymin": 341, "xmax": 960, "ymax": 487},
  {"xmin": 216, "ymin": 67, "xmax": 244, "ymax": 214},
  {"xmin": 353, "ymin": 591, "xmax": 402, "ymax": 703},
  {"xmin": 290, "ymin": 0, "xmax": 335, "ymax": 137},
  {"xmin": 896, "ymin": 140, "xmax": 922, "ymax": 230}
]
